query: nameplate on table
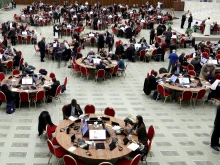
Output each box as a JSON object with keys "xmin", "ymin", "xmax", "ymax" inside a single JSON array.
[
  {"xmin": 127, "ymin": 143, "xmax": 139, "ymax": 151},
  {"xmin": 68, "ymin": 146, "xmax": 76, "ymax": 152}
]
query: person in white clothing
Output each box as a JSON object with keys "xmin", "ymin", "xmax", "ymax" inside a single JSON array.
[{"xmin": 204, "ymin": 17, "xmax": 211, "ymax": 36}]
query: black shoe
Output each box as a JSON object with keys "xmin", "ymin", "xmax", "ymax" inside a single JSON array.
[
  {"xmin": 41, "ymin": 60, "xmax": 45, "ymax": 62},
  {"xmin": 211, "ymin": 145, "xmax": 220, "ymax": 151}
]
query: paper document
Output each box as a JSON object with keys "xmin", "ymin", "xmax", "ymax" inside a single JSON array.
[
  {"xmin": 68, "ymin": 146, "xmax": 76, "ymax": 152},
  {"xmin": 127, "ymin": 143, "xmax": 139, "ymax": 151},
  {"xmin": 69, "ymin": 116, "xmax": 77, "ymax": 121},
  {"xmin": 11, "ymin": 88, "xmax": 17, "ymax": 92}
]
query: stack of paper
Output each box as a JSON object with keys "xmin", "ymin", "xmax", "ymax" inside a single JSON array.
[
  {"xmin": 68, "ymin": 146, "xmax": 76, "ymax": 152},
  {"xmin": 69, "ymin": 116, "xmax": 78, "ymax": 121},
  {"xmin": 127, "ymin": 143, "xmax": 139, "ymax": 151}
]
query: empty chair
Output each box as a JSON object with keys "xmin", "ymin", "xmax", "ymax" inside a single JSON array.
[
  {"xmin": 147, "ymin": 125, "xmax": 155, "ymax": 157},
  {"xmin": 63, "ymin": 155, "xmax": 85, "ymax": 165},
  {"xmin": 19, "ymin": 92, "xmax": 30, "ymax": 110},
  {"xmin": 188, "ymin": 70, "xmax": 196, "ymax": 76},
  {"xmin": 215, "ymin": 73, "xmax": 220, "ymax": 80},
  {"xmin": 187, "ymin": 64, "xmax": 194, "ymax": 71},
  {"xmin": 6, "ymin": 61, "xmax": 13, "ymax": 74},
  {"xmin": 116, "ymin": 154, "xmax": 141, "ymax": 165},
  {"xmin": 84, "ymin": 104, "xmax": 95, "ymax": 114},
  {"xmin": 12, "ymin": 69, "xmax": 20, "ymax": 76},
  {"xmin": 80, "ymin": 66, "xmax": 91, "ymax": 80},
  {"xmin": 192, "ymin": 89, "xmax": 206, "ymax": 108},
  {"xmin": 47, "ymin": 139, "xmax": 67, "ymax": 165},
  {"xmin": 95, "ymin": 69, "xmax": 105, "ymax": 82},
  {"xmin": 104, "ymin": 107, "xmax": 115, "ymax": 117},
  {"xmin": 179, "ymin": 90, "xmax": 193, "ymax": 108},
  {"xmin": 139, "ymin": 50, "xmax": 146, "ymax": 61},
  {"xmin": 49, "ymin": 72, "xmax": 56, "ymax": 79},
  {"xmin": 156, "ymin": 84, "xmax": 172, "ymax": 104},
  {"xmin": 0, "ymin": 72, "xmax": 5, "ymax": 81},
  {"xmin": 32, "ymin": 91, "xmax": 46, "ymax": 110}
]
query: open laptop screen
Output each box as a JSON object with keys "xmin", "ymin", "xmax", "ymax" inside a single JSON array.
[
  {"xmin": 179, "ymin": 77, "xmax": 190, "ymax": 84},
  {"xmin": 22, "ymin": 77, "xmax": 33, "ymax": 85},
  {"xmin": 89, "ymin": 130, "xmax": 106, "ymax": 140},
  {"xmin": 81, "ymin": 121, "xmax": 89, "ymax": 137}
]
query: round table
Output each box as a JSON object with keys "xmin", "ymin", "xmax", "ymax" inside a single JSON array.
[
  {"xmin": 1, "ymin": 74, "xmax": 52, "ymax": 93},
  {"xmin": 76, "ymin": 58, "xmax": 117, "ymax": 70},
  {"xmin": 55, "ymin": 114, "xmax": 138, "ymax": 164},
  {"xmin": 157, "ymin": 73, "xmax": 211, "ymax": 92}
]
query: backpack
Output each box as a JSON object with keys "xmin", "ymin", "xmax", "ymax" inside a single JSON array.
[{"xmin": 6, "ymin": 101, "xmax": 15, "ymax": 114}]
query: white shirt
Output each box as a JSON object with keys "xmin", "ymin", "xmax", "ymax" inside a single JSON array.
[
  {"xmin": 64, "ymin": 42, "xmax": 70, "ymax": 49},
  {"xmin": 70, "ymin": 106, "xmax": 76, "ymax": 116}
]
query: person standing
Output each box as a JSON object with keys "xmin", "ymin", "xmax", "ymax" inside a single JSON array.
[
  {"xmin": 149, "ymin": 28, "xmax": 155, "ymax": 45},
  {"xmin": 38, "ymin": 37, "xmax": 46, "ymax": 62},
  {"xmin": 168, "ymin": 49, "xmax": 178, "ymax": 72},
  {"xmin": 210, "ymin": 105, "xmax": 220, "ymax": 151},
  {"xmin": 204, "ymin": 17, "xmax": 211, "ymax": 36},
  {"xmin": 188, "ymin": 14, "xmax": 193, "ymax": 28},
  {"xmin": 9, "ymin": 28, "xmax": 16, "ymax": 46},
  {"xmin": 97, "ymin": 34, "xmax": 104, "ymax": 51},
  {"xmin": 181, "ymin": 13, "xmax": 186, "ymax": 29}
]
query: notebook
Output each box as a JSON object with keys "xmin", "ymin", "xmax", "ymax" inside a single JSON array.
[{"xmin": 96, "ymin": 143, "xmax": 105, "ymax": 149}]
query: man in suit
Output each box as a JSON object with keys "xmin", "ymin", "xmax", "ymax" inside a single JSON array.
[
  {"xmin": 98, "ymin": 34, "xmax": 104, "ymax": 51},
  {"xmin": 181, "ymin": 14, "xmax": 186, "ymax": 29},
  {"xmin": 63, "ymin": 99, "xmax": 83, "ymax": 119},
  {"xmin": 148, "ymin": 71, "xmax": 158, "ymax": 91},
  {"xmin": 191, "ymin": 57, "xmax": 202, "ymax": 75},
  {"xmin": 165, "ymin": 29, "xmax": 172, "ymax": 45},
  {"xmin": 138, "ymin": 37, "xmax": 147, "ymax": 44},
  {"xmin": 93, "ymin": 16, "xmax": 98, "ymax": 30},
  {"xmin": 8, "ymin": 28, "xmax": 16, "ymax": 46},
  {"xmin": 188, "ymin": 14, "xmax": 193, "ymax": 28},
  {"xmin": 171, "ymin": 61, "xmax": 183, "ymax": 74},
  {"xmin": 39, "ymin": 37, "xmax": 46, "ymax": 62},
  {"xmin": 115, "ymin": 41, "xmax": 124, "ymax": 56},
  {"xmin": 126, "ymin": 44, "xmax": 136, "ymax": 62},
  {"xmin": 46, "ymin": 78, "xmax": 60, "ymax": 98},
  {"xmin": 129, "ymin": 36, "xmax": 136, "ymax": 44},
  {"xmin": 96, "ymin": 60, "xmax": 106, "ymax": 70}
]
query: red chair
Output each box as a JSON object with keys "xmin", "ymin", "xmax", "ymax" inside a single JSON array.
[
  {"xmin": 192, "ymin": 89, "xmax": 206, "ymax": 108},
  {"xmin": 34, "ymin": 45, "xmax": 40, "ymax": 55},
  {"xmin": 63, "ymin": 155, "xmax": 85, "ymax": 165},
  {"xmin": 90, "ymin": 37, "xmax": 95, "ymax": 46},
  {"xmin": 116, "ymin": 154, "xmax": 141, "ymax": 165},
  {"xmin": 199, "ymin": 25, "xmax": 204, "ymax": 33},
  {"xmin": 187, "ymin": 64, "xmax": 194, "ymax": 71},
  {"xmin": 17, "ymin": 35, "xmax": 24, "ymax": 44},
  {"xmin": 151, "ymin": 49, "xmax": 157, "ymax": 61},
  {"xmin": 48, "ymin": 85, "xmax": 62, "ymax": 105},
  {"xmin": 216, "ymin": 54, "xmax": 220, "ymax": 60},
  {"xmin": 12, "ymin": 69, "xmax": 20, "ymax": 76},
  {"xmin": 19, "ymin": 92, "xmax": 30, "ymax": 110},
  {"xmin": 17, "ymin": 51, "xmax": 22, "ymax": 56},
  {"xmin": 6, "ymin": 61, "xmax": 13, "ymax": 74},
  {"xmin": 77, "ymin": 46, "xmax": 82, "ymax": 53},
  {"xmin": 147, "ymin": 125, "xmax": 155, "ymax": 157},
  {"xmin": 74, "ymin": 63, "xmax": 81, "ymax": 74},
  {"xmin": 0, "ymin": 91, "xmax": 7, "ymax": 108},
  {"xmin": 179, "ymin": 91, "xmax": 193, "ymax": 108},
  {"xmin": 98, "ymin": 23, "xmax": 102, "ymax": 30},
  {"xmin": 47, "ymin": 139, "xmax": 67, "ymax": 165},
  {"xmin": 26, "ymin": 35, "xmax": 32, "ymax": 44},
  {"xmin": 157, "ymin": 84, "xmax": 172, "ymax": 104},
  {"xmin": 139, "ymin": 50, "xmax": 146, "ymax": 61},
  {"xmin": 62, "ymin": 105, "xmax": 67, "ymax": 119},
  {"xmin": 0, "ymin": 72, "xmax": 5, "ymax": 81},
  {"xmin": 188, "ymin": 70, "xmax": 196, "ymax": 76},
  {"xmin": 19, "ymin": 58, "xmax": 24, "ymax": 69},
  {"xmin": 95, "ymin": 69, "xmax": 105, "ymax": 82},
  {"xmin": 108, "ymin": 65, "xmax": 118, "ymax": 79},
  {"xmin": 179, "ymin": 39, "xmax": 184, "ymax": 48},
  {"xmin": 207, "ymin": 41, "xmax": 211, "ymax": 45},
  {"xmin": 215, "ymin": 73, "xmax": 220, "ymax": 80},
  {"xmin": 62, "ymin": 77, "xmax": 68, "ymax": 94},
  {"xmin": 84, "ymin": 104, "xmax": 95, "ymax": 114},
  {"xmin": 115, "ymin": 40, "xmax": 121, "ymax": 47},
  {"xmin": 81, "ymin": 66, "xmax": 91, "ymax": 80},
  {"xmin": 104, "ymin": 107, "xmax": 115, "ymax": 117},
  {"xmin": 202, "ymin": 52, "xmax": 208, "ymax": 59},
  {"xmin": 32, "ymin": 91, "xmax": 46, "ymax": 110},
  {"xmin": 49, "ymin": 72, "xmax": 56, "ymax": 79},
  {"xmin": 0, "ymin": 49, "xmax": 4, "ymax": 53},
  {"xmin": 46, "ymin": 125, "xmax": 59, "ymax": 145},
  {"xmin": 204, "ymin": 48, "xmax": 210, "ymax": 56}
]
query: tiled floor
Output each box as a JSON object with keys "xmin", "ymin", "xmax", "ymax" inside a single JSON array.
[{"xmin": 0, "ymin": 5, "xmax": 219, "ymax": 165}]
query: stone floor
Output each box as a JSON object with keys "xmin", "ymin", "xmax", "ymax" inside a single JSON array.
[{"xmin": 0, "ymin": 5, "xmax": 219, "ymax": 165}]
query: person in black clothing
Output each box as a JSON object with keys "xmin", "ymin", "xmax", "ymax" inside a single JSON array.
[
  {"xmin": 8, "ymin": 28, "xmax": 16, "ymax": 46},
  {"xmin": 129, "ymin": 36, "xmax": 136, "ymax": 44},
  {"xmin": 126, "ymin": 44, "xmax": 136, "ymax": 62},
  {"xmin": 63, "ymin": 99, "xmax": 83, "ymax": 119},
  {"xmin": 165, "ymin": 29, "xmax": 172, "ymax": 45},
  {"xmin": 73, "ymin": 39, "xmax": 79, "ymax": 53},
  {"xmin": 150, "ymin": 28, "xmax": 155, "ymax": 45},
  {"xmin": 181, "ymin": 14, "xmax": 186, "ymax": 29},
  {"xmin": 93, "ymin": 16, "xmax": 98, "ymax": 30},
  {"xmin": 171, "ymin": 62, "xmax": 184, "ymax": 74},
  {"xmin": 178, "ymin": 52, "xmax": 188, "ymax": 66},
  {"xmin": 138, "ymin": 37, "xmax": 146, "ymax": 44},
  {"xmin": 125, "ymin": 26, "xmax": 132, "ymax": 39},
  {"xmin": 46, "ymin": 78, "xmax": 60, "ymax": 98},
  {"xmin": 156, "ymin": 25, "xmax": 163, "ymax": 36},
  {"xmin": 13, "ymin": 52, "xmax": 21, "ymax": 68},
  {"xmin": 188, "ymin": 14, "xmax": 193, "ymax": 28},
  {"xmin": 115, "ymin": 42, "xmax": 124, "ymax": 56},
  {"xmin": 98, "ymin": 34, "xmax": 104, "ymax": 51},
  {"xmin": 210, "ymin": 105, "xmax": 220, "ymax": 151},
  {"xmin": 38, "ymin": 37, "xmax": 46, "ymax": 62},
  {"xmin": 148, "ymin": 71, "xmax": 158, "ymax": 92},
  {"xmin": 191, "ymin": 57, "xmax": 202, "ymax": 75},
  {"xmin": 1, "ymin": 84, "xmax": 14, "ymax": 103},
  {"xmin": 169, "ymin": 41, "xmax": 177, "ymax": 54},
  {"xmin": 2, "ymin": 23, "xmax": 7, "ymax": 36},
  {"xmin": 106, "ymin": 34, "xmax": 114, "ymax": 52},
  {"xmin": 96, "ymin": 60, "xmax": 106, "ymax": 70}
]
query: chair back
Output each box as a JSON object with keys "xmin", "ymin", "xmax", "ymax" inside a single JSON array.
[
  {"xmin": 63, "ymin": 155, "xmax": 77, "ymax": 165},
  {"xmin": 63, "ymin": 77, "xmax": 68, "ymax": 87},
  {"xmin": 104, "ymin": 107, "xmax": 115, "ymax": 117},
  {"xmin": 62, "ymin": 105, "xmax": 67, "ymax": 113},
  {"xmin": 90, "ymin": 37, "xmax": 95, "ymax": 43},
  {"xmin": 46, "ymin": 125, "xmax": 53, "ymax": 140},
  {"xmin": 0, "ymin": 72, "xmax": 5, "ymax": 81},
  {"xmin": 7, "ymin": 61, "xmax": 13, "ymax": 70},
  {"xmin": 148, "ymin": 125, "xmax": 155, "ymax": 141},
  {"xmin": 113, "ymin": 65, "xmax": 118, "ymax": 74},
  {"xmin": 131, "ymin": 154, "xmax": 141, "ymax": 165},
  {"xmin": 77, "ymin": 46, "xmax": 82, "ymax": 53},
  {"xmin": 195, "ymin": 89, "xmax": 206, "ymax": 99},
  {"xmin": 187, "ymin": 64, "xmax": 194, "ymax": 71},
  {"xmin": 36, "ymin": 90, "xmax": 45, "ymax": 101},
  {"xmin": 99, "ymin": 162, "xmax": 113, "ymax": 165},
  {"xmin": 20, "ymin": 92, "xmax": 30, "ymax": 102},
  {"xmin": 216, "ymin": 54, "xmax": 220, "ymax": 60},
  {"xmin": 188, "ymin": 70, "xmax": 196, "ymax": 76},
  {"xmin": 27, "ymin": 35, "xmax": 31, "ymax": 40},
  {"xmin": 204, "ymin": 48, "xmax": 210, "ymax": 55},
  {"xmin": 81, "ymin": 66, "xmax": 87, "ymax": 75},
  {"xmin": 47, "ymin": 139, "xmax": 55, "ymax": 155},
  {"xmin": 72, "ymin": 57, "xmax": 76, "ymax": 64},
  {"xmin": 202, "ymin": 52, "xmax": 208, "ymax": 59},
  {"xmin": 49, "ymin": 72, "xmax": 56, "ymax": 79},
  {"xmin": 0, "ymin": 91, "xmax": 7, "ymax": 102},
  {"xmin": 157, "ymin": 84, "xmax": 165, "ymax": 96},
  {"xmin": 181, "ymin": 91, "xmax": 193, "ymax": 101},
  {"xmin": 185, "ymin": 55, "xmax": 190, "ymax": 59},
  {"xmin": 84, "ymin": 104, "xmax": 95, "ymax": 114},
  {"xmin": 19, "ymin": 58, "xmax": 24, "ymax": 66},
  {"xmin": 152, "ymin": 49, "xmax": 157, "ymax": 56},
  {"xmin": 96, "ymin": 69, "xmax": 105, "ymax": 78},
  {"xmin": 139, "ymin": 50, "xmax": 146, "ymax": 57},
  {"xmin": 12, "ymin": 69, "xmax": 20, "ymax": 76},
  {"xmin": 55, "ymin": 85, "xmax": 62, "ymax": 97}
]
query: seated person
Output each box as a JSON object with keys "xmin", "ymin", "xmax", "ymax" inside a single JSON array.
[
  {"xmin": 4, "ymin": 45, "xmax": 15, "ymax": 56},
  {"xmin": 138, "ymin": 36, "xmax": 147, "ymax": 44},
  {"xmin": 129, "ymin": 36, "xmax": 136, "ymax": 44},
  {"xmin": 46, "ymin": 78, "xmax": 60, "ymax": 98},
  {"xmin": 199, "ymin": 60, "xmax": 216, "ymax": 82},
  {"xmin": 63, "ymin": 99, "xmax": 83, "ymax": 119},
  {"xmin": 137, "ymin": 44, "xmax": 147, "ymax": 55},
  {"xmin": 183, "ymin": 34, "xmax": 195, "ymax": 48},
  {"xmin": 108, "ymin": 51, "xmax": 118, "ymax": 60},
  {"xmin": 191, "ymin": 57, "xmax": 202, "ymax": 75},
  {"xmin": 99, "ymin": 48, "xmax": 107, "ymax": 57},
  {"xmin": 205, "ymin": 79, "xmax": 220, "ymax": 102},
  {"xmin": 169, "ymin": 41, "xmax": 177, "ymax": 54},
  {"xmin": 178, "ymin": 52, "xmax": 188, "ymax": 66},
  {"xmin": 171, "ymin": 61, "xmax": 183, "ymax": 74},
  {"xmin": 13, "ymin": 52, "xmax": 21, "ymax": 68},
  {"xmin": 118, "ymin": 56, "xmax": 125, "ymax": 70},
  {"xmin": 87, "ymin": 49, "xmax": 95, "ymax": 57},
  {"xmin": 145, "ymin": 44, "xmax": 156, "ymax": 61},
  {"xmin": 148, "ymin": 71, "xmax": 158, "ymax": 91},
  {"xmin": 23, "ymin": 62, "xmax": 35, "ymax": 74},
  {"xmin": 193, "ymin": 49, "xmax": 202, "ymax": 58},
  {"xmin": 96, "ymin": 60, "xmax": 106, "ymax": 70}
]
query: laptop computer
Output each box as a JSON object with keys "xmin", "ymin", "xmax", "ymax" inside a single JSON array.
[
  {"xmin": 179, "ymin": 77, "xmax": 190, "ymax": 85},
  {"xmin": 81, "ymin": 121, "xmax": 89, "ymax": 137},
  {"xmin": 22, "ymin": 77, "xmax": 33, "ymax": 85},
  {"xmin": 89, "ymin": 130, "xmax": 106, "ymax": 140}
]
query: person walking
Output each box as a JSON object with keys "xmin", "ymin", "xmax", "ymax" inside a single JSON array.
[
  {"xmin": 38, "ymin": 37, "xmax": 46, "ymax": 62},
  {"xmin": 168, "ymin": 49, "xmax": 178, "ymax": 72},
  {"xmin": 211, "ymin": 105, "xmax": 220, "ymax": 151}
]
